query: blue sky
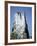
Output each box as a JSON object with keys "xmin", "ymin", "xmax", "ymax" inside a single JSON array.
[{"xmin": 10, "ymin": 6, "xmax": 32, "ymax": 36}]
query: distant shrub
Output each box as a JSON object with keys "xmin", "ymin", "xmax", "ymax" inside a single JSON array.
[{"xmin": 10, "ymin": 32, "xmax": 17, "ymax": 39}]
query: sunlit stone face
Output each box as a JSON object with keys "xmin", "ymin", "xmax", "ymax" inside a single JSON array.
[{"xmin": 14, "ymin": 12, "xmax": 26, "ymax": 38}]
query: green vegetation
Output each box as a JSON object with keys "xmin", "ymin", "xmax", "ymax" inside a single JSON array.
[{"xmin": 10, "ymin": 32, "xmax": 17, "ymax": 39}]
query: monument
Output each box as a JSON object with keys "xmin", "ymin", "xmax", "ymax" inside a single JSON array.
[{"xmin": 11, "ymin": 12, "xmax": 29, "ymax": 39}]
